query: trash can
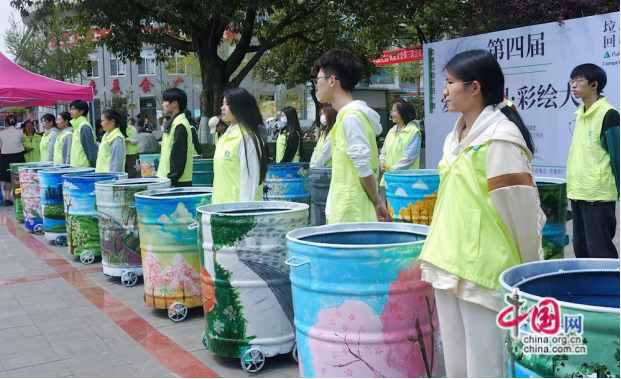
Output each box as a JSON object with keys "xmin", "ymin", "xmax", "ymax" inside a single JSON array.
[
  {"xmin": 309, "ymin": 167, "xmax": 331, "ymax": 226},
  {"xmin": 95, "ymin": 178, "xmax": 171, "ymax": 286},
  {"xmin": 264, "ymin": 163, "xmax": 311, "ymax": 206},
  {"xmin": 10, "ymin": 162, "xmax": 44, "ymax": 222},
  {"xmin": 500, "ymin": 259, "xmax": 619, "ymax": 378},
  {"xmin": 384, "ymin": 169, "xmax": 440, "ymax": 225},
  {"xmin": 196, "ymin": 201, "xmax": 309, "ymax": 373},
  {"xmin": 287, "ymin": 223, "xmax": 439, "ymax": 378},
  {"xmin": 62, "ymin": 172, "xmax": 128, "ymax": 264},
  {"xmin": 38, "ymin": 167, "xmax": 94, "ymax": 246},
  {"xmin": 192, "ymin": 158, "xmax": 214, "ymax": 187},
  {"xmin": 535, "ymin": 177, "xmax": 569, "ymax": 260},
  {"xmin": 18, "ymin": 164, "xmax": 68, "ymax": 233},
  {"xmin": 139, "ymin": 154, "xmax": 160, "ymax": 178},
  {"xmin": 134, "ymin": 187, "xmax": 212, "ymax": 321}
]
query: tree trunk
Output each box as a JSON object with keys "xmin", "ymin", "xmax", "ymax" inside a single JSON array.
[{"xmin": 310, "ymin": 84, "xmax": 321, "ymax": 139}]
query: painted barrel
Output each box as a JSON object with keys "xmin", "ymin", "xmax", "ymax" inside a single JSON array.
[
  {"xmin": 384, "ymin": 169, "xmax": 440, "ymax": 225},
  {"xmin": 500, "ymin": 259, "xmax": 620, "ymax": 378},
  {"xmin": 264, "ymin": 163, "xmax": 311, "ymax": 205},
  {"xmin": 134, "ymin": 187, "xmax": 213, "ymax": 312},
  {"xmin": 10, "ymin": 162, "xmax": 45, "ymax": 222},
  {"xmin": 192, "ymin": 159, "xmax": 214, "ymax": 187},
  {"xmin": 535, "ymin": 177, "xmax": 568, "ymax": 260},
  {"xmin": 197, "ymin": 201, "xmax": 309, "ymax": 363},
  {"xmin": 62, "ymin": 172, "xmax": 128, "ymax": 261},
  {"xmin": 95, "ymin": 178, "xmax": 171, "ymax": 279},
  {"xmin": 287, "ymin": 223, "xmax": 439, "ymax": 378},
  {"xmin": 38, "ymin": 167, "xmax": 94, "ymax": 244},
  {"xmin": 18, "ymin": 164, "xmax": 68, "ymax": 232},
  {"xmin": 139, "ymin": 154, "xmax": 160, "ymax": 178},
  {"xmin": 310, "ymin": 167, "xmax": 331, "ymax": 226}
]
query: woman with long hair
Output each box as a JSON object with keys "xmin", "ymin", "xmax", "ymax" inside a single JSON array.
[
  {"xmin": 212, "ymin": 87, "xmax": 267, "ymax": 204},
  {"xmin": 419, "ymin": 50, "xmax": 545, "ymax": 377},
  {"xmin": 276, "ymin": 106, "xmax": 304, "ymax": 162},
  {"xmin": 95, "ymin": 110, "xmax": 127, "ymax": 173},
  {"xmin": 22, "ymin": 120, "xmax": 42, "ymax": 162},
  {"xmin": 310, "ymin": 103, "xmax": 337, "ymax": 168},
  {"xmin": 40, "ymin": 113, "xmax": 60, "ymax": 162},
  {"xmin": 54, "ymin": 112, "xmax": 73, "ymax": 164},
  {"xmin": 0, "ymin": 115, "xmax": 25, "ymax": 205}
]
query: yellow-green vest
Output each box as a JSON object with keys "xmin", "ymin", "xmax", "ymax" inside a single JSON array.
[
  {"xmin": 312, "ymin": 132, "xmax": 331, "ymax": 167},
  {"xmin": 70, "ymin": 116, "xmax": 95, "ymax": 167},
  {"xmin": 276, "ymin": 131, "xmax": 301, "ymax": 163},
  {"xmin": 40, "ymin": 129, "xmax": 59, "ymax": 162},
  {"xmin": 53, "ymin": 129, "xmax": 72, "ymax": 164},
  {"xmin": 380, "ymin": 121, "xmax": 421, "ymax": 186},
  {"xmin": 327, "ymin": 109, "xmax": 379, "ymax": 224},
  {"xmin": 567, "ymin": 97, "xmax": 618, "ymax": 201},
  {"xmin": 211, "ymin": 125, "xmax": 263, "ymax": 204},
  {"xmin": 126, "ymin": 124, "xmax": 138, "ymax": 155},
  {"xmin": 23, "ymin": 134, "xmax": 42, "ymax": 162},
  {"xmin": 96, "ymin": 127, "xmax": 126, "ymax": 173},
  {"xmin": 191, "ymin": 125, "xmax": 199, "ymax": 156},
  {"xmin": 157, "ymin": 114, "xmax": 193, "ymax": 182},
  {"xmin": 420, "ymin": 142, "xmax": 521, "ymax": 291}
]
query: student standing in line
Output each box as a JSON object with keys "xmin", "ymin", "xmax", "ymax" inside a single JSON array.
[
  {"xmin": 211, "ymin": 87, "xmax": 267, "ymax": 204},
  {"xmin": 156, "ymin": 88, "xmax": 193, "ymax": 187},
  {"xmin": 69, "ymin": 100, "xmax": 98, "ymax": 167},
  {"xmin": 0, "ymin": 115, "xmax": 25, "ymax": 205},
  {"xmin": 208, "ymin": 116, "xmax": 228, "ymax": 146},
  {"xmin": 183, "ymin": 109, "xmax": 202, "ymax": 157},
  {"xmin": 22, "ymin": 120, "xmax": 42, "ymax": 162},
  {"xmin": 309, "ymin": 103, "xmax": 337, "ymax": 168},
  {"xmin": 276, "ymin": 107, "xmax": 304, "ymax": 163},
  {"xmin": 566, "ymin": 63, "xmax": 619, "ymax": 259},
  {"xmin": 125, "ymin": 120, "xmax": 139, "ymax": 178},
  {"xmin": 96, "ymin": 110, "xmax": 127, "ymax": 173},
  {"xmin": 40, "ymin": 113, "xmax": 60, "ymax": 162},
  {"xmin": 312, "ymin": 49, "xmax": 390, "ymax": 223},
  {"xmin": 54, "ymin": 112, "xmax": 73, "ymax": 165},
  {"xmin": 419, "ymin": 50, "xmax": 545, "ymax": 378}
]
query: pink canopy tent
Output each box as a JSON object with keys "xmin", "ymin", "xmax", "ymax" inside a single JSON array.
[{"xmin": 0, "ymin": 51, "xmax": 93, "ymax": 109}]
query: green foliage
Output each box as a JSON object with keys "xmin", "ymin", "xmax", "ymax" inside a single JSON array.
[
  {"xmin": 210, "ymin": 214, "xmax": 257, "ymax": 251},
  {"xmin": 102, "ymin": 92, "xmax": 130, "ymax": 118},
  {"xmin": 542, "ymin": 238, "xmax": 564, "ymax": 260},
  {"xmin": 43, "ymin": 203, "xmax": 65, "ymax": 219}
]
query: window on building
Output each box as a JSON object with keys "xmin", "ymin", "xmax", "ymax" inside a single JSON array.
[
  {"xmin": 370, "ymin": 67, "xmax": 394, "ymax": 85},
  {"xmin": 138, "ymin": 48, "xmax": 156, "ymax": 76},
  {"xmin": 86, "ymin": 53, "xmax": 99, "ymax": 78},
  {"xmin": 165, "ymin": 55, "xmax": 186, "ymax": 75},
  {"xmin": 109, "ymin": 55, "xmax": 126, "ymax": 77}
]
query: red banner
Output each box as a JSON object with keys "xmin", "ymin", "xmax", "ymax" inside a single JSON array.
[{"xmin": 373, "ymin": 46, "xmax": 423, "ymax": 66}]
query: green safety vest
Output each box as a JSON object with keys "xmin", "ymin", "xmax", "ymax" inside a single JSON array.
[
  {"xmin": 420, "ymin": 142, "xmax": 522, "ymax": 291},
  {"xmin": 40, "ymin": 129, "xmax": 59, "ymax": 162},
  {"xmin": 157, "ymin": 113, "xmax": 193, "ymax": 182},
  {"xmin": 126, "ymin": 124, "xmax": 138, "ymax": 155},
  {"xmin": 53, "ymin": 129, "xmax": 71, "ymax": 164},
  {"xmin": 567, "ymin": 97, "xmax": 618, "ymax": 201},
  {"xmin": 312, "ymin": 132, "xmax": 331, "ymax": 167},
  {"xmin": 327, "ymin": 109, "xmax": 379, "ymax": 224},
  {"xmin": 211, "ymin": 125, "xmax": 263, "ymax": 204},
  {"xmin": 380, "ymin": 121, "xmax": 421, "ymax": 186},
  {"xmin": 276, "ymin": 131, "xmax": 301, "ymax": 163},
  {"xmin": 70, "ymin": 116, "xmax": 96, "ymax": 167},
  {"xmin": 96, "ymin": 127, "xmax": 126, "ymax": 173},
  {"xmin": 23, "ymin": 134, "xmax": 41, "ymax": 163}
]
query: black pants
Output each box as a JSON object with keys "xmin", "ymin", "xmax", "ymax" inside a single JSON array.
[{"xmin": 570, "ymin": 200, "xmax": 618, "ymax": 258}]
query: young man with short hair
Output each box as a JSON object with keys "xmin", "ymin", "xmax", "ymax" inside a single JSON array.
[
  {"xmin": 567, "ymin": 63, "xmax": 620, "ymax": 258},
  {"xmin": 69, "ymin": 100, "xmax": 98, "ymax": 167},
  {"xmin": 313, "ymin": 49, "xmax": 391, "ymax": 224},
  {"xmin": 156, "ymin": 88, "xmax": 193, "ymax": 187}
]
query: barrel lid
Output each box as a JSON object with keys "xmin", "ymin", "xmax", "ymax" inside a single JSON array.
[
  {"xmin": 135, "ymin": 187, "xmax": 213, "ymax": 199},
  {"xmin": 62, "ymin": 172, "xmax": 127, "ymax": 180},
  {"xmin": 384, "ymin": 169, "xmax": 439, "ymax": 177},
  {"xmin": 95, "ymin": 178, "xmax": 171, "ymax": 188},
  {"xmin": 197, "ymin": 201, "xmax": 308, "ymax": 216},
  {"xmin": 39, "ymin": 167, "xmax": 94, "ymax": 175}
]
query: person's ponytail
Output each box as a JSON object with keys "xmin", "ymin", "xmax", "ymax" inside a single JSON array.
[{"xmin": 500, "ymin": 106, "xmax": 534, "ymax": 154}]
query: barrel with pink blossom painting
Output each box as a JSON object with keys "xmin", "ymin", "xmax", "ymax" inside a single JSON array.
[{"xmin": 286, "ymin": 223, "xmax": 439, "ymax": 378}]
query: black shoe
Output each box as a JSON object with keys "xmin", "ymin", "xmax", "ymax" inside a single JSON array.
[{"xmin": 4, "ymin": 200, "xmax": 13, "ymax": 206}]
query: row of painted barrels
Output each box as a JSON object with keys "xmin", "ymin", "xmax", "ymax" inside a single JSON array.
[{"xmin": 138, "ymin": 154, "xmax": 215, "ymax": 187}]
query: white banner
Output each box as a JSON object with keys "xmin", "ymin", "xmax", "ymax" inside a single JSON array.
[{"xmin": 423, "ymin": 12, "xmax": 620, "ymax": 178}]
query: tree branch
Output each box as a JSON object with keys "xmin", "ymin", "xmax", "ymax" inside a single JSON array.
[
  {"xmin": 226, "ymin": 8, "xmax": 258, "ymax": 77},
  {"xmin": 152, "ymin": 33, "xmax": 195, "ymax": 52}
]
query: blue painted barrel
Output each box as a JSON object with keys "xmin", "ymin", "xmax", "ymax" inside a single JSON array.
[
  {"xmin": 38, "ymin": 167, "xmax": 94, "ymax": 245},
  {"xmin": 535, "ymin": 177, "xmax": 568, "ymax": 260},
  {"xmin": 18, "ymin": 164, "xmax": 68, "ymax": 232},
  {"xmin": 500, "ymin": 259, "xmax": 620, "ymax": 378},
  {"xmin": 192, "ymin": 159, "xmax": 214, "ymax": 187},
  {"xmin": 286, "ymin": 223, "xmax": 439, "ymax": 378},
  {"xmin": 62, "ymin": 172, "xmax": 127, "ymax": 263},
  {"xmin": 384, "ymin": 169, "xmax": 440, "ymax": 225},
  {"xmin": 134, "ymin": 187, "xmax": 212, "ymax": 315},
  {"xmin": 264, "ymin": 163, "xmax": 310, "ymax": 205},
  {"xmin": 95, "ymin": 178, "xmax": 171, "ymax": 282},
  {"xmin": 310, "ymin": 167, "xmax": 331, "ymax": 226},
  {"xmin": 139, "ymin": 154, "xmax": 160, "ymax": 178}
]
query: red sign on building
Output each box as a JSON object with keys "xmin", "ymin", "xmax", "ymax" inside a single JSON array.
[
  {"xmin": 139, "ymin": 78, "xmax": 154, "ymax": 93},
  {"xmin": 373, "ymin": 46, "xmax": 423, "ymax": 66},
  {"xmin": 89, "ymin": 80, "xmax": 98, "ymax": 95},
  {"xmin": 173, "ymin": 77, "xmax": 184, "ymax": 88},
  {"xmin": 111, "ymin": 79, "xmax": 122, "ymax": 93}
]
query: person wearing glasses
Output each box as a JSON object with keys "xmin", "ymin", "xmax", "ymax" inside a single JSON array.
[
  {"xmin": 312, "ymin": 49, "xmax": 390, "ymax": 224},
  {"xmin": 379, "ymin": 98, "xmax": 421, "ymax": 187},
  {"xmin": 0, "ymin": 115, "xmax": 26, "ymax": 205},
  {"xmin": 566, "ymin": 64, "xmax": 619, "ymax": 259},
  {"xmin": 419, "ymin": 50, "xmax": 545, "ymax": 378}
]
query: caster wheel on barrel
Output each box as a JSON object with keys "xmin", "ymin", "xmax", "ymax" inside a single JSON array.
[
  {"xmin": 168, "ymin": 302, "xmax": 187, "ymax": 322},
  {"xmin": 241, "ymin": 348, "xmax": 265, "ymax": 373},
  {"xmin": 120, "ymin": 271, "xmax": 138, "ymax": 287},
  {"xmin": 80, "ymin": 250, "xmax": 95, "ymax": 265},
  {"xmin": 54, "ymin": 235, "xmax": 67, "ymax": 247},
  {"xmin": 33, "ymin": 224, "xmax": 44, "ymax": 235},
  {"xmin": 201, "ymin": 331, "xmax": 208, "ymax": 348},
  {"xmin": 292, "ymin": 342, "xmax": 298, "ymax": 363}
]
